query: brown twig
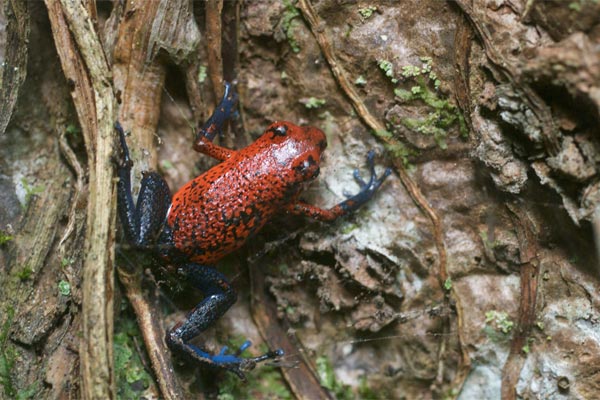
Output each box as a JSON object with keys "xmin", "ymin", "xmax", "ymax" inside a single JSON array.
[
  {"xmin": 296, "ymin": 0, "xmax": 470, "ymax": 395},
  {"xmin": 206, "ymin": 0, "xmax": 224, "ymax": 100},
  {"xmin": 250, "ymin": 265, "xmax": 334, "ymax": 400},
  {"xmin": 453, "ymin": 15, "xmax": 474, "ymax": 130},
  {"xmin": 502, "ymin": 205, "xmax": 540, "ymax": 400},
  {"xmin": 117, "ymin": 266, "xmax": 186, "ymax": 400},
  {"xmin": 45, "ymin": 0, "xmax": 96, "ymax": 148},
  {"xmin": 46, "ymin": 0, "xmax": 118, "ymax": 398},
  {"xmin": 184, "ymin": 60, "xmax": 207, "ymax": 127},
  {"xmin": 58, "ymin": 128, "xmax": 85, "ymax": 249},
  {"xmin": 221, "ymin": 0, "xmax": 246, "ymax": 147}
]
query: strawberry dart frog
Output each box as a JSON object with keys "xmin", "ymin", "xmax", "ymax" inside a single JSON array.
[{"xmin": 115, "ymin": 82, "xmax": 391, "ymax": 379}]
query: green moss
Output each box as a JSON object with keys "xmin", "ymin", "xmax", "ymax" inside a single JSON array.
[
  {"xmin": 340, "ymin": 222, "xmax": 359, "ymax": 234},
  {"xmin": 357, "ymin": 375, "xmax": 377, "ymax": 398},
  {"xmin": 442, "ymin": 387, "xmax": 461, "ymax": 400},
  {"xmin": 316, "ymin": 356, "xmax": 354, "ymax": 400},
  {"xmin": 401, "ymin": 65, "xmax": 421, "ymax": 78},
  {"xmin": 443, "ymin": 277, "xmax": 452, "ymax": 291},
  {"xmin": 285, "ymin": 305, "xmax": 296, "ymax": 318},
  {"xmin": 303, "ymin": 97, "xmax": 326, "ymax": 109},
  {"xmin": 357, "ymin": 6, "xmax": 377, "ymax": 19},
  {"xmin": 354, "ymin": 75, "xmax": 367, "ymax": 87},
  {"xmin": 282, "ymin": 0, "xmax": 301, "ymax": 53},
  {"xmin": 16, "ymin": 386, "xmax": 37, "ymax": 399},
  {"xmin": 278, "ymin": 263, "xmax": 289, "ymax": 274},
  {"xmin": 521, "ymin": 338, "xmax": 535, "ymax": 354},
  {"xmin": 0, "ymin": 231, "xmax": 13, "ymax": 246},
  {"xmin": 535, "ymin": 321, "xmax": 545, "ymax": 331},
  {"xmin": 15, "ymin": 265, "xmax": 33, "ymax": 281},
  {"xmin": 65, "ymin": 123, "xmax": 80, "ymax": 137},
  {"xmin": 0, "ymin": 307, "xmax": 16, "ymax": 398},
  {"xmin": 114, "ymin": 309, "xmax": 153, "ymax": 399},
  {"xmin": 20, "ymin": 178, "xmax": 44, "ymax": 210},
  {"xmin": 58, "ymin": 280, "xmax": 71, "ymax": 297},
  {"xmin": 483, "ymin": 310, "xmax": 515, "ymax": 343},
  {"xmin": 197, "ymin": 64, "xmax": 207, "ymax": 83},
  {"xmin": 373, "ymin": 129, "xmax": 414, "ymax": 166},
  {"xmin": 479, "ymin": 230, "xmax": 499, "ymax": 252},
  {"xmin": 60, "ymin": 257, "xmax": 74, "ymax": 268},
  {"xmin": 377, "ymin": 60, "xmax": 398, "ymax": 84},
  {"xmin": 482, "ymin": 326, "xmax": 507, "ymax": 343},
  {"xmin": 379, "ymin": 57, "xmax": 468, "ymax": 150},
  {"xmin": 160, "ymin": 160, "xmax": 174, "ymax": 170}
]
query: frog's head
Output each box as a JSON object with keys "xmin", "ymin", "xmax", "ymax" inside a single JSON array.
[{"xmin": 261, "ymin": 121, "xmax": 327, "ymax": 183}]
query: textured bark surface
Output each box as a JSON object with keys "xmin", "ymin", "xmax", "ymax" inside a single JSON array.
[
  {"xmin": 0, "ymin": 0, "xmax": 29, "ymax": 137},
  {"xmin": 1, "ymin": 1, "xmax": 599, "ymax": 399}
]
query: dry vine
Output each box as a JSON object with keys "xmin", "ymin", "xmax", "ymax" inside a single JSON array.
[{"xmin": 46, "ymin": 0, "xmax": 118, "ymax": 397}]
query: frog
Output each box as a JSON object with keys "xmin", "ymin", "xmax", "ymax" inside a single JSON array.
[{"xmin": 115, "ymin": 82, "xmax": 391, "ymax": 379}]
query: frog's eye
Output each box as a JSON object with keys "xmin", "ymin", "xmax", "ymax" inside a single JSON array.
[{"xmin": 269, "ymin": 124, "xmax": 288, "ymax": 137}]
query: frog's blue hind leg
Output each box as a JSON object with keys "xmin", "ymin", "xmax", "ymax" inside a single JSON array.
[{"xmin": 166, "ymin": 263, "xmax": 284, "ymax": 379}]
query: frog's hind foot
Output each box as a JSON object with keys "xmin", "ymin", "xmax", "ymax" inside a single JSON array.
[
  {"xmin": 166, "ymin": 264, "xmax": 284, "ymax": 379},
  {"xmin": 189, "ymin": 340, "xmax": 284, "ymax": 379}
]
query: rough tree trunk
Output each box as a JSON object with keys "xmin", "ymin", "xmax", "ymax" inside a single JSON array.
[{"xmin": 1, "ymin": 1, "xmax": 599, "ymax": 399}]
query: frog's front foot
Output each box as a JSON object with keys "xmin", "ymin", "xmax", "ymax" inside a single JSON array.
[
  {"xmin": 187, "ymin": 340, "xmax": 284, "ymax": 379},
  {"xmin": 347, "ymin": 150, "xmax": 392, "ymax": 198},
  {"xmin": 338, "ymin": 150, "xmax": 391, "ymax": 214}
]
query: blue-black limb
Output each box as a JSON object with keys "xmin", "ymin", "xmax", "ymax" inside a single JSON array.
[
  {"xmin": 337, "ymin": 149, "xmax": 392, "ymax": 213},
  {"xmin": 288, "ymin": 150, "xmax": 392, "ymax": 221},
  {"xmin": 165, "ymin": 264, "xmax": 284, "ymax": 379},
  {"xmin": 193, "ymin": 82, "xmax": 238, "ymax": 160},
  {"xmin": 115, "ymin": 122, "xmax": 172, "ymax": 247},
  {"xmin": 195, "ymin": 81, "xmax": 238, "ymax": 143}
]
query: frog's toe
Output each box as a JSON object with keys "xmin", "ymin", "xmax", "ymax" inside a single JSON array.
[
  {"xmin": 352, "ymin": 169, "xmax": 369, "ymax": 188},
  {"xmin": 208, "ymin": 341, "xmax": 284, "ymax": 379},
  {"xmin": 234, "ymin": 339, "xmax": 252, "ymax": 356},
  {"xmin": 355, "ymin": 150, "xmax": 391, "ymax": 194}
]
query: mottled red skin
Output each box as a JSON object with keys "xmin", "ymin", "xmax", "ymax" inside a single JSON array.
[{"xmin": 168, "ymin": 121, "xmax": 326, "ymax": 265}]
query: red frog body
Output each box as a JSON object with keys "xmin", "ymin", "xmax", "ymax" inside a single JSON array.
[
  {"xmin": 116, "ymin": 82, "xmax": 390, "ymax": 379},
  {"xmin": 168, "ymin": 122, "xmax": 326, "ymax": 265}
]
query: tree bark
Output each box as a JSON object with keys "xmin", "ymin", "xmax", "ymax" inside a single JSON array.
[{"xmin": 1, "ymin": 1, "xmax": 599, "ymax": 399}]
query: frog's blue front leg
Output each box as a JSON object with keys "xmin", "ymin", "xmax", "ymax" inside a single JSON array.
[
  {"xmin": 193, "ymin": 82, "xmax": 238, "ymax": 161},
  {"xmin": 286, "ymin": 150, "xmax": 392, "ymax": 221},
  {"xmin": 195, "ymin": 82, "xmax": 237, "ymax": 142},
  {"xmin": 165, "ymin": 263, "xmax": 283, "ymax": 379}
]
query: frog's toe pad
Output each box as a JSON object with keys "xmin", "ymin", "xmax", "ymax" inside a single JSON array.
[{"xmin": 190, "ymin": 341, "xmax": 284, "ymax": 379}]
